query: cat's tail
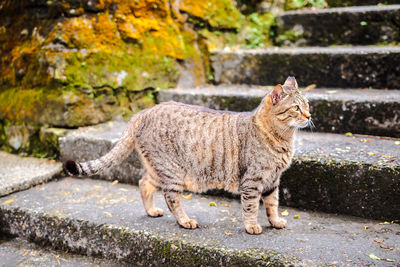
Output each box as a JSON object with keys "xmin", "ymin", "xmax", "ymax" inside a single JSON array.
[{"xmin": 63, "ymin": 117, "xmax": 139, "ymax": 177}]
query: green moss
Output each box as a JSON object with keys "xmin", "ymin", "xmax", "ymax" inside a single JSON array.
[
  {"xmin": 200, "ymin": 12, "xmax": 275, "ymax": 50},
  {"xmin": 180, "ymin": 0, "xmax": 245, "ymax": 29},
  {"xmin": 0, "ymin": 118, "xmax": 66, "ymax": 159},
  {"xmin": 275, "ymin": 29, "xmax": 303, "ymax": 46},
  {"xmin": 284, "ymin": 0, "xmax": 327, "ymax": 10},
  {"xmin": 63, "ymin": 48, "xmax": 178, "ymax": 92},
  {"xmin": 0, "ymin": 87, "xmax": 60, "ymax": 124}
]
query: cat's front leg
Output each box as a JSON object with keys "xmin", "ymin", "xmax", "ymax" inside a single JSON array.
[
  {"xmin": 262, "ymin": 186, "xmax": 286, "ymax": 229},
  {"xmin": 240, "ymin": 186, "xmax": 262, "ymax": 235}
]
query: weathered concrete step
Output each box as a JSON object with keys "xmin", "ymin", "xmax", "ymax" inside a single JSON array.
[
  {"xmin": 276, "ymin": 5, "xmax": 400, "ymax": 46},
  {"xmin": 158, "ymin": 86, "xmax": 400, "ymax": 137},
  {"xmin": 326, "ymin": 0, "xmax": 400, "ymax": 7},
  {"xmin": 0, "ymin": 236, "xmax": 120, "ymax": 266},
  {"xmin": 211, "ymin": 46, "xmax": 400, "ymax": 89},
  {"xmin": 0, "ymin": 151, "xmax": 62, "ymax": 197},
  {"xmin": 59, "ymin": 120, "xmax": 400, "ymax": 220},
  {"xmin": 1, "ymin": 178, "xmax": 400, "ymax": 266}
]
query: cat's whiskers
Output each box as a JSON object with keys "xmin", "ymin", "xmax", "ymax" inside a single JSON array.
[{"xmin": 308, "ymin": 118, "xmax": 316, "ymax": 132}]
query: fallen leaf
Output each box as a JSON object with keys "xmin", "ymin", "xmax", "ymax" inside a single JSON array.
[
  {"xmin": 182, "ymin": 193, "xmax": 192, "ymax": 200},
  {"xmin": 374, "ymin": 240, "xmax": 385, "ymax": 245},
  {"xmin": 360, "ymin": 139, "xmax": 371, "ymax": 143},
  {"xmin": 380, "ymin": 246, "xmax": 394, "ymax": 250},
  {"xmin": 335, "ymin": 148, "xmax": 349, "ymax": 153},
  {"xmin": 326, "ymin": 90, "xmax": 338, "ymax": 94},
  {"xmin": 281, "ymin": 210, "xmax": 289, "ymax": 216},
  {"xmin": 364, "ymin": 225, "xmax": 370, "ymax": 230},
  {"xmin": 93, "ymin": 185, "xmax": 102, "ymax": 189},
  {"xmin": 231, "ymin": 218, "xmax": 237, "ymax": 223},
  {"xmin": 209, "ymin": 202, "xmax": 217, "ymax": 207},
  {"xmin": 367, "ymin": 152, "xmax": 376, "ymax": 156},
  {"xmin": 345, "ymin": 132, "xmax": 353, "ymax": 137},
  {"xmin": 221, "ymin": 204, "xmax": 232, "ymax": 207},
  {"xmin": 303, "ymin": 84, "xmax": 316, "ymax": 92},
  {"xmin": 294, "ymin": 215, "xmax": 300, "ymax": 219},
  {"xmin": 2, "ymin": 199, "xmax": 14, "ymax": 205},
  {"xmin": 367, "ymin": 253, "xmax": 395, "ymax": 262},
  {"xmin": 111, "ymin": 180, "xmax": 119, "ymax": 186},
  {"xmin": 367, "ymin": 254, "xmax": 380, "ymax": 260},
  {"xmin": 64, "ymin": 191, "xmax": 71, "ymax": 196},
  {"xmin": 218, "ymin": 209, "xmax": 230, "ymax": 214},
  {"xmin": 381, "ymin": 155, "xmax": 392, "ymax": 159},
  {"xmin": 377, "ymin": 221, "xmax": 390, "ymax": 225},
  {"xmin": 225, "ymin": 232, "xmax": 234, "ymax": 236},
  {"xmin": 103, "ymin": 211, "xmax": 113, "ymax": 218},
  {"xmin": 23, "ymin": 251, "xmax": 29, "ymax": 257}
]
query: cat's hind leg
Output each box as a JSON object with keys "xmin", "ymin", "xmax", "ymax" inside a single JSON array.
[
  {"xmin": 139, "ymin": 173, "xmax": 164, "ymax": 217},
  {"xmin": 163, "ymin": 188, "xmax": 198, "ymax": 229}
]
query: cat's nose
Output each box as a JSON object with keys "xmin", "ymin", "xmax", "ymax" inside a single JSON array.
[{"xmin": 304, "ymin": 111, "xmax": 311, "ymax": 119}]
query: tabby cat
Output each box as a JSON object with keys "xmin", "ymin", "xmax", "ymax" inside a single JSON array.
[{"xmin": 64, "ymin": 76, "xmax": 311, "ymax": 235}]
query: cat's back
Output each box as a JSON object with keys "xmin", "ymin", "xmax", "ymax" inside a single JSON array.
[
  {"xmin": 138, "ymin": 101, "xmax": 239, "ymax": 129},
  {"xmin": 150, "ymin": 101, "xmax": 237, "ymax": 119}
]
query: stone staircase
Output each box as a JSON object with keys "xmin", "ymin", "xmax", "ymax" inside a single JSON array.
[{"xmin": 1, "ymin": 2, "xmax": 400, "ymax": 266}]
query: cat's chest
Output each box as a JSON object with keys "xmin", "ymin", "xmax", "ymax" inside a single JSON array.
[{"xmin": 276, "ymin": 149, "xmax": 293, "ymax": 170}]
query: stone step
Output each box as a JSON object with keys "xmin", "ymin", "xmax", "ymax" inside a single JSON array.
[
  {"xmin": 276, "ymin": 5, "xmax": 400, "ymax": 46},
  {"xmin": 0, "ymin": 236, "xmax": 119, "ymax": 266},
  {"xmin": 326, "ymin": 0, "xmax": 399, "ymax": 7},
  {"xmin": 211, "ymin": 46, "xmax": 400, "ymax": 89},
  {"xmin": 1, "ymin": 178, "xmax": 399, "ymax": 266},
  {"xmin": 0, "ymin": 151, "xmax": 62, "ymax": 197},
  {"xmin": 59, "ymin": 120, "xmax": 400, "ymax": 220},
  {"xmin": 157, "ymin": 86, "xmax": 400, "ymax": 137}
]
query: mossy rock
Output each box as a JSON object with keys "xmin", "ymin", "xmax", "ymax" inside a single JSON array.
[{"xmin": 179, "ymin": 0, "xmax": 244, "ymax": 29}]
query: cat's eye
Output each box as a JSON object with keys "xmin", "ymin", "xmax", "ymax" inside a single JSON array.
[{"xmin": 293, "ymin": 105, "xmax": 300, "ymax": 111}]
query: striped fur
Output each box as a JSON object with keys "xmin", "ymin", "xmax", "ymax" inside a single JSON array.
[{"xmin": 64, "ymin": 76, "xmax": 311, "ymax": 235}]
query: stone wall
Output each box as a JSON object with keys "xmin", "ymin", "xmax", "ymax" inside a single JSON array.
[{"xmin": 0, "ymin": 0, "xmax": 243, "ymax": 156}]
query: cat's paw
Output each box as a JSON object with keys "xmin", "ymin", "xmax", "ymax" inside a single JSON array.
[
  {"xmin": 147, "ymin": 208, "xmax": 164, "ymax": 217},
  {"xmin": 269, "ymin": 217, "xmax": 287, "ymax": 229},
  {"xmin": 179, "ymin": 219, "xmax": 198, "ymax": 229},
  {"xmin": 245, "ymin": 223, "xmax": 262, "ymax": 235}
]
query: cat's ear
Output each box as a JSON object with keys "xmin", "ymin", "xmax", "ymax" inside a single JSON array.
[
  {"xmin": 270, "ymin": 84, "xmax": 286, "ymax": 105},
  {"xmin": 283, "ymin": 76, "xmax": 298, "ymax": 90}
]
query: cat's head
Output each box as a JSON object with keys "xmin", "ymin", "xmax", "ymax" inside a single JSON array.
[{"xmin": 263, "ymin": 76, "xmax": 311, "ymax": 130}]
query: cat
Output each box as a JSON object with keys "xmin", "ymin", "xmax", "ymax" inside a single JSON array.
[{"xmin": 64, "ymin": 76, "xmax": 311, "ymax": 235}]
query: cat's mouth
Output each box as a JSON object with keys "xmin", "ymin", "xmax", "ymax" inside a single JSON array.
[{"xmin": 297, "ymin": 119, "xmax": 313, "ymax": 129}]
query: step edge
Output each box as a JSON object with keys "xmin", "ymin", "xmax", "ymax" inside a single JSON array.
[{"xmin": 0, "ymin": 205, "xmax": 300, "ymax": 266}]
